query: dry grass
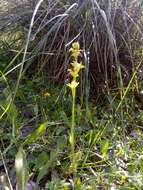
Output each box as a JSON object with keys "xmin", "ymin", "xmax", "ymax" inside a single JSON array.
[{"xmin": 1, "ymin": 0, "xmax": 143, "ymax": 97}]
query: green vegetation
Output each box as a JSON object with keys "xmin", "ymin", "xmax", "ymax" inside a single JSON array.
[{"xmin": 1, "ymin": 0, "xmax": 143, "ymax": 189}]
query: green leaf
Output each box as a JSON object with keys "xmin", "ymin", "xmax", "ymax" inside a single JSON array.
[
  {"xmin": 35, "ymin": 164, "xmax": 49, "ymax": 190},
  {"xmin": 35, "ymin": 150, "xmax": 58, "ymax": 189},
  {"xmin": 35, "ymin": 152, "xmax": 49, "ymax": 169},
  {"xmin": 101, "ymin": 140, "xmax": 109, "ymax": 159},
  {"xmin": 33, "ymin": 103, "xmax": 38, "ymax": 117},
  {"xmin": 0, "ymin": 95, "xmax": 18, "ymax": 138},
  {"xmin": 15, "ymin": 147, "xmax": 28, "ymax": 190},
  {"xmin": 23, "ymin": 123, "xmax": 46, "ymax": 145},
  {"xmin": 56, "ymin": 136, "xmax": 67, "ymax": 150}
]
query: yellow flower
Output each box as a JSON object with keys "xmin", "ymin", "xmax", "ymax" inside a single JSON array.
[
  {"xmin": 71, "ymin": 61, "xmax": 85, "ymax": 73},
  {"xmin": 69, "ymin": 42, "xmax": 81, "ymax": 59},
  {"xmin": 67, "ymin": 68, "xmax": 79, "ymax": 78},
  {"xmin": 43, "ymin": 92, "xmax": 51, "ymax": 97},
  {"xmin": 69, "ymin": 49, "xmax": 80, "ymax": 59},
  {"xmin": 72, "ymin": 42, "xmax": 80, "ymax": 50},
  {"xmin": 67, "ymin": 80, "xmax": 79, "ymax": 89},
  {"xmin": 68, "ymin": 61, "xmax": 85, "ymax": 78}
]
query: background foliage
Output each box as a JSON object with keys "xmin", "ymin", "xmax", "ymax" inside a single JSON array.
[{"xmin": 1, "ymin": 0, "xmax": 143, "ymax": 189}]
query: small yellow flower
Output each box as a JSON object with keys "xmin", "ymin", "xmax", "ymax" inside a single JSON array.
[
  {"xmin": 72, "ymin": 42, "xmax": 80, "ymax": 50},
  {"xmin": 69, "ymin": 49, "xmax": 80, "ymax": 59},
  {"xmin": 71, "ymin": 61, "xmax": 85, "ymax": 72},
  {"xmin": 69, "ymin": 42, "xmax": 81, "ymax": 59},
  {"xmin": 67, "ymin": 80, "xmax": 79, "ymax": 89},
  {"xmin": 43, "ymin": 92, "xmax": 51, "ymax": 97},
  {"xmin": 67, "ymin": 68, "xmax": 79, "ymax": 78},
  {"xmin": 67, "ymin": 62, "xmax": 85, "ymax": 79}
]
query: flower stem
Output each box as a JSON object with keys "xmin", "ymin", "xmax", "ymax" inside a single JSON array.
[{"xmin": 71, "ymin": 87, "xmax": 76, "ymax": 157}]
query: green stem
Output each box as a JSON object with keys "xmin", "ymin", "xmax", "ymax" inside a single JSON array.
[{"xmin": 71, "ymin": 87, "xmax": 76, "ymax": 157}]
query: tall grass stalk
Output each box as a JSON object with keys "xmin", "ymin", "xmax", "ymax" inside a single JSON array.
[{"xmin": 13, "ymin": 0, "xmax": 44, "ymax": 100}]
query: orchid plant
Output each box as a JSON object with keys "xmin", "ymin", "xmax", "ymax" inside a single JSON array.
[{"xmin": 67, "ymin": 42, "xmax": 85, "ymax": 172}]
